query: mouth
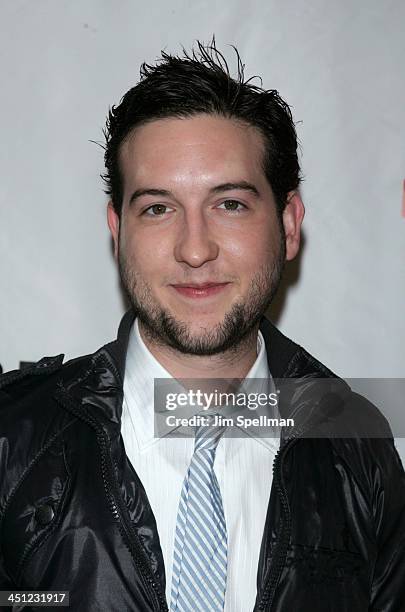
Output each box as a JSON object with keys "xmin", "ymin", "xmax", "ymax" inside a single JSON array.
[{"xmin": 170, "ymin": 282, "xmax": 231, "ymax": 299}]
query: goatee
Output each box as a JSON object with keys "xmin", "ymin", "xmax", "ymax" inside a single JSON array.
[{"xmin": 118, "ymin": 239, "xmax": 285, "ymax": 356}]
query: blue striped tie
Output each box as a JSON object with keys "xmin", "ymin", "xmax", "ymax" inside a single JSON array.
[{"xmin": 170, "ymin": 415, "xmax": 227, "ymax": 611}]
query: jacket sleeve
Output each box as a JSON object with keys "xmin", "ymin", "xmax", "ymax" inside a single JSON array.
[
  {"xmin": 0, "ymin": 558, "xmax": 14, "ymax": 590},
  {"xmin": 369, "ymin": 438, "xmax": 405, "ymax": 611},
  {"xmin": 0, "ymin": 389, "xmax": 17, "ymax": 592}
]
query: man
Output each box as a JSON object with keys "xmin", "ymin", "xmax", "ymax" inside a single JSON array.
[{"xmin": 1, "ymin": 42, "xmax": 404, "ymax": 612}]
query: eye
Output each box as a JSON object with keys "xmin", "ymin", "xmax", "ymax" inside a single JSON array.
[
  {"xmin": 217, "ymin": 199, "xmax": 247, "ymax": 212},
  {"xmin": 143, "ymin": 204, "xmax": 173, "ymax": 216}
]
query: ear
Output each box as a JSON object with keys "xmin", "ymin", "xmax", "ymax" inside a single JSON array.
[
  {"xmin": 282, "ymin": 191, "xmax": 305, "ymax": 261},
  {"xmin": 107, "ymin": 201, "xmax": 120, "ymax": 259}
]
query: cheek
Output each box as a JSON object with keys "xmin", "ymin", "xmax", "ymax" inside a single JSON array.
[
  {"xmin": 222, "ymin": 224, "xmax": 278, "ymax": 264},
  {"xmin": 121, "ymin": 227, "xmax": 171, "ymax": 273},
  {"xmin": 255, "ymin": 217, "xmax": 282, "ymax": 259}
]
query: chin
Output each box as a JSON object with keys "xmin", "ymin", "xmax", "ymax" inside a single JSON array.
[{"xmin": 178, "ymin": 317, "xmax": 222, "ymax": 333}]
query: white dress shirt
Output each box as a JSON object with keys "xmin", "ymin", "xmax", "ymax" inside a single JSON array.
[{"xmin": 121, "ymin": 318, "xmax": 279, "ymax": 611}]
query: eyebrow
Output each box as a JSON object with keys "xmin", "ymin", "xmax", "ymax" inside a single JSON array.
[
  {"xmin": 129, "ymin": 188, "xmax": 171, "ymax": 205},
  {"xmin": 128, "ymin": 181, "xmax": 260, "ymax": 205}
]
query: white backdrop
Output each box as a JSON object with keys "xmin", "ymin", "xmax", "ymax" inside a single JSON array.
[{"xmin": 1, "ymin": 1, "xmax": 404, "ymax": 454}]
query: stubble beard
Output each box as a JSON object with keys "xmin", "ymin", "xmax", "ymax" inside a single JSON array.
[{"xmin": 118, "ymin": 239, "xmax": 285, "ymax": 357}]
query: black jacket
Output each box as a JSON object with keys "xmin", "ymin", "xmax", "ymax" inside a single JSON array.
[{"xmin": 1, "ymin": 310, "xmax": 405, "ymax": 611}]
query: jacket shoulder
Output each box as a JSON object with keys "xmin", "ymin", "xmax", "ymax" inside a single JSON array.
[
  {"xmin": 0, "ymin": 352, "xmax": 94, "ymax": 451},
  {"xmin": 260, "ymin": 316, "xmax": 338, "ymax": 379},
  {"xmin": 0, "ymin": 353, "xmax": 94, "ymax": 509},
  {"xmin": 0, "ymin": 354, "xmax": 65, "ymax": 391},
  {"xmin": 0, "ymin": 353, "xmax": 93, "ymax": 398}
]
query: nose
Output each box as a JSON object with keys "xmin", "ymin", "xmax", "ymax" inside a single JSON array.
[{"xmin": 174, "ymin": 210, "xmax": 219, "ymax": 268}]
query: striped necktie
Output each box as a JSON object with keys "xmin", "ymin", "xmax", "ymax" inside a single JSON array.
[{"xmin": 170, "ymin": 415, "xmax": 227, "ymax": 611}]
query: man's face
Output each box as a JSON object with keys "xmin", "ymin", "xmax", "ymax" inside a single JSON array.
[{"xmin": 108, "ymin": 114, "xmax": 302, "ymax": 355}]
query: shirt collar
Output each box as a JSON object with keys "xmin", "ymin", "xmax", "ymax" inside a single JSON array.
[{"xmin": 123, "ymin": 318, "xmax": 278, "ymax": 452}]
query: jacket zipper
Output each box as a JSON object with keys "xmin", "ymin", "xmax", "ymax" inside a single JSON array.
[
  {"xmin": 257, "ymin": 420, "xmax": 315, "ymax": 611},
  {"xmin": 256, "ymin": 438, "xmax": 294, "ymax": 610},
  {"xmin": 256, "ymin": 374, "xmax": 342, "ymax": 610},
  {"xmin": 56, "ymin": 386, "xmax": 168, "ymax": 612}
]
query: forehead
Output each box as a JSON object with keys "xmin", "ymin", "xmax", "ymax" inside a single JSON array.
[{"xmin": 118, "ymin": 114, "xmax": 267, "ymax": 190}]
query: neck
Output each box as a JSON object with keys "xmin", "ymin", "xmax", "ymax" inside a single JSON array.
[{"xmin": 138, "ymin": 320, "xmax": 260, "ymax": 380}]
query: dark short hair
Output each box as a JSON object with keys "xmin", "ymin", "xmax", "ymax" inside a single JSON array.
[{"xmin": 102, "ymin": 40, "xmax": 301, "ymax": 217}]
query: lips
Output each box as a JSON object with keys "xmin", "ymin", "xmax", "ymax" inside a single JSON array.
[
  {"xmin": 170, "ymin": 282, "xmax": 230, "ymax": 298},
  {"xmin": 173, "ymin": 282, "xmax": 226, "ymax": 288}
]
